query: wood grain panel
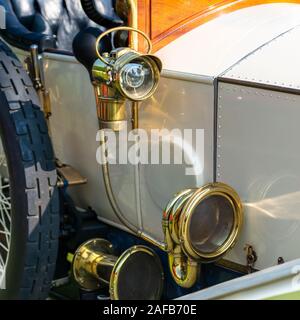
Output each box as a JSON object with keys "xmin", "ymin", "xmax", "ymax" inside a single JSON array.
[
  {"xmin": 150, "ymin": 0, "xmax": 227, "ymax": 38},
  {"xmin": 137, "ymin": 0, "xmax": 300, "ymax": 52}
]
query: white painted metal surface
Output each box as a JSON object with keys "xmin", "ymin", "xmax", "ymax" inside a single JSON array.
[
  {"xmin": 157, "ymin": 3, "xmax": 300, "ymax": 77},
  {"xmin": 42, "ymin": 55, "xmax": 139, "ymax": 229},
  {"xmin": 177, "ymin": 258, "xmax": 300, "ymax": 300},
  {"xmin": 139, "ymin": 78, "xmax": 214, "ymax": 240},
  {"xmin": 217, "ymin": 83, "xmax": 300, "ymax": 270},
  {"xmin": 222, "ymin": 25, "xmax": 300, "ymax": 90},
  {"xmin": 15, "ymin": 51, "xmax": 213, "ymax": 241}
]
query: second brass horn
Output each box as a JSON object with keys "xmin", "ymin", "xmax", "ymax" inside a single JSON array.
[{"xmin": 72, "ymin": 238, "xmax": 164, "ymax": 300}]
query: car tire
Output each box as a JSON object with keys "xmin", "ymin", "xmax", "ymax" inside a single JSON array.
[{"xmin": 0, "ymin": 40, "xmax": 59, "ymax": 300}]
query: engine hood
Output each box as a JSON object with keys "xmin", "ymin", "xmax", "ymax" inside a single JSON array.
[
  {"xmin": 156, "ymin": 3, "xmax": 300, "ymax": 78},
  {"xmin": 220, "ymin": 25, "xmax": 300, "ymax": 92}
]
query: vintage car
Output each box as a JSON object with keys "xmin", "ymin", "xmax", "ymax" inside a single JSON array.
[{"xmin": 1, "ymin": 0, "xmax": 300, "ymax": 300}]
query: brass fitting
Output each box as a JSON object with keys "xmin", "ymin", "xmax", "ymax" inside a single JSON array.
[
  {"xmin": 162, "ymin": 183, "xmax": 243, "ymax": 288},
  {"xmin": 93, "ymin": 84, "xmax": 127, "ymax": 131}
]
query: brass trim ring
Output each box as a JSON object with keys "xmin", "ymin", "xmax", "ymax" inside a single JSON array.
[{"xmin": 179, "ymin": 183, "xmax": 243, "ymax": 262}]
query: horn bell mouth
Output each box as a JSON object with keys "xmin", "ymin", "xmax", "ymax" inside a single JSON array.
[
  {"xmin": 179, "ymin": 183, "xmax": 243, "ymax": 262},
  {"xmin": 110, "ymin": 245, "xmax": 164, "ymax": 300}
]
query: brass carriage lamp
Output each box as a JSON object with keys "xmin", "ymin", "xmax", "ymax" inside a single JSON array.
[{"xmin": 92, "ymin": 27, "xmax": 162, "ymax": 131}]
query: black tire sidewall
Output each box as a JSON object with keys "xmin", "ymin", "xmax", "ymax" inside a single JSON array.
[{"xmin": 0, "ymin": 91, "xmax": 29, "ymax": 299}]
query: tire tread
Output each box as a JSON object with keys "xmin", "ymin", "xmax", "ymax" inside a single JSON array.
[{"xmin": 0, "ymin": 40, "xmax": 59, "ymax": 300}]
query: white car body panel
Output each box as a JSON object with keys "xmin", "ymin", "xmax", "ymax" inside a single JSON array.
[
  {"xmin": 217, "ymin": 83, "xmax": 300, "ymax": 269},
  {"xmin": 177, "ymin": 258, "xmax": 300, "ymax": 300},
  {"xmin": 222, "ymin": 25, "xmax": 300, "ymax": 90},
  {"xmin": 138, "ymin": 76, "xmax": 214, "ymax": 240},
  {"xmin": 34, "ymin": 52, "xmax": 214, "ymax": 240},
  {"xmin": 157, "ymin": 3, "xmax": 300, "ymax": 77},
  {"xmin": 43, "ymin": 54, "xmax": 139, "ymax": 229},
  {"xmin": 216, "ymin": 23, "xmax": 300, "ymax": 269}
]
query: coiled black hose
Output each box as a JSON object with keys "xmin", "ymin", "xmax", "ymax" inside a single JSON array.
[{"xmin": 80, "ymin": 0, "xmax": 123, "ymax": 28}]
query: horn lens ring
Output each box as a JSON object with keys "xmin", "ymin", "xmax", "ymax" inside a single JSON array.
[
  {"xmin": 110, "ymin": 246, "xmax": 164, "ymax": 300},
  {"xmin": 179, "ymin": 183, "xmax": 243, "ymax": 262}
]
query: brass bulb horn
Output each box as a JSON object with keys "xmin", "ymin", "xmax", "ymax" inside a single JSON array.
[
  {"xmin": 72, "ymin": 239, "xmax": 164, "ymax": 300},
  {"xmin": 163, "ymin": 183, "xmax": 243, "ymax": 288}
]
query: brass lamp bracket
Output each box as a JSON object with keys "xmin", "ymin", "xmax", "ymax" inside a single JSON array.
[
  {"xmin": 25, "ymin": 45, "xmax": 52, "ymax": 119},
  {"xmin": 95, "ymin": 26, "xmax": 153, "ymax": 66}
]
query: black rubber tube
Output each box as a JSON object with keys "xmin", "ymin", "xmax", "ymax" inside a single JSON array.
[{"xmin": 80, "ymin": 0, "xmax": 123, "ymax": 28}]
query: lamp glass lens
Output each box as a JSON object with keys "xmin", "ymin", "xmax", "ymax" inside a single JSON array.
[
  {"xmin": 188, "ymin": 195, "xmax": 234, "ymax": 254},
  {"xmin": 120, "ymin": 58, "xmax": 155, "ymax": 100},
  {"xmin": 124, "ymin": 63, "xmax": 145, "ymax": 88}
]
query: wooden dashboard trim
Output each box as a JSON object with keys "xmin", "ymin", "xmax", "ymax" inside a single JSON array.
[{"xmin": 138, "ymin": 0, "xmax": 300, "ymax": 52}]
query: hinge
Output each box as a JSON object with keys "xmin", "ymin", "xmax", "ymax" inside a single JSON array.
[
  {"xmin": 244, "ymin": 244, "xmax": 257, "ymax": 274},
  {"xmin": 56, "ymin": 160, "xmax": 88, "ymax": 188}
]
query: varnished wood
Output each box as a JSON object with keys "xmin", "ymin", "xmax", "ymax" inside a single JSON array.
[
  {"xmin": 138, "ymin": 0, "xmax": 300, "ymax": 52},
  {"xmin": 150, "ymin": 0, "xmax": 227, "ymax": 39}
]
